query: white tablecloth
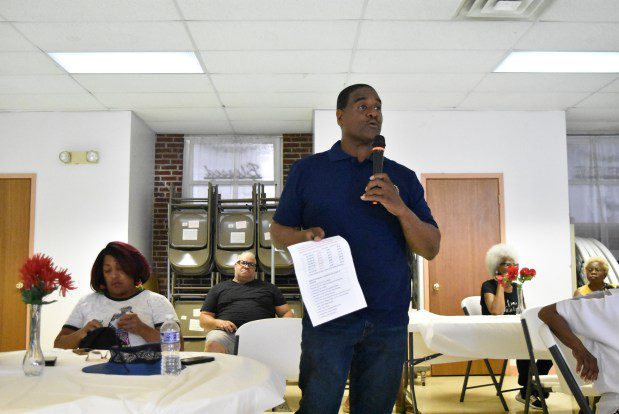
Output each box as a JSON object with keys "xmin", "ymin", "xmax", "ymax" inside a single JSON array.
[
  {"xmin": 409, "ymin": 310, "xmax": 549, "ymax": 361},
  {"xmin": 0, "ymin": 350, "xmax": 285, "ymax": 414}
]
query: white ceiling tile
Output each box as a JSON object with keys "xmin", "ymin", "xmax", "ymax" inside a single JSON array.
[
  {"xmin": 365, "ymin": 0, "xmax": 462, "ymax": 20},
  {"xmin": 567, "ymin": 122, "xmax": 619, "ymax": 134},
  {"xmin": 0, "ymin": 52, "xmax": 65, "ymax": 74},
  {"xmin": 567, "ymin": 108, "xmax": 619, "ymax": 122},
  {"xmin": 380, "ymin": 92, "xmax": 467, "ymax": 109},
  {"xmin": 599, "ymin": 77, "xmax": 619, "ymax": 92},
  {"xmin": 0, "ymin": 93, "xmax": 105, "ymax": 110},
  {"xmin": 210, "ymin": 74, "xmax": 346, "ymax": 92},
  {"xmin": 220, "ymin": 92, "xmax": 333, "ymax": 108},
  {"xmin": 146, "ymin": 120, "xmax": 233, "ymax": 134},
  {"xmin": 201, "ymin": 51, "xmax": 351, "ymax": 73},
  {"xmin": 475, "ymin": 73, "xmax": 618, "ymax": 93},
  {"xmin": 459, "ymin": 92, "xmax": 589, "ymax": 110},
  {"xmin": 0, "ymin": 0, "xmax": 180, "ymax": 22},
  {"xmin": 353, "ymin": 50, "xmax": 506, "ymax": 73},
  {"xmin": 0, "ymin": 75, "xmax": 85, "ymax": 93},
  {"xmin": 226, "ymin": 107, "xmax": 313, "ymax": 121},
  {"xmin": 133, "ymin": 107, "xmax": 227, "ymax": 122},
  {"xmin": 95, "ymin": 93, "xmax": 221, "ymax": 109},
  {"xmin": 348, "ymin": 73, "xmax": 485, "ymax": 92},
  {"xmin": 231, "ymin": 120, "xmax": 311, "ymax": 134},
  {"xmin": 516, "ymin": 22, "xmax": 619, "ymax": 51},
  {"xmin": 14, "ymin": 22, "xmax": 193, "ymax": 52},
  {"xmin": 0, "ymin": 23, "xmax": 36, "ymax": 51},
  {"xmin": 177, "ymin": 0, "xmax": 364, "ymax": 20},
  {"xmin": 575, "ymin": 93, "xmax": 619, "ymax": 109},
  {"xmin": 73, "ymin": 74, "xmax": 214, "ymax": 93},
  {"xmin": 188, "ymin": 21, "xmax": 358, "ymax": 50},
  {"xmin": 540, "ymin": 0, "xmax": 619, "ymax": 23},
  {"xmin": 358, "ymin": 21, "xmax": 531, "ymax": 50}
]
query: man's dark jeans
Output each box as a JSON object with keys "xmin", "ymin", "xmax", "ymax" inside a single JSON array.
[{"xmin": 297, "ymin": 312, "xmax": 407, "ymax": 414}]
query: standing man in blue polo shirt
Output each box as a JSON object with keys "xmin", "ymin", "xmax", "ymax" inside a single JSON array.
[{"xmin": 271, "ymin": 84, "xmax": 441, "ymax": 414}]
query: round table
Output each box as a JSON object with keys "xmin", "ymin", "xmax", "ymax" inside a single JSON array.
[{"xmin": 0, "ymin": 349, "xmax": 285, "ymax": 414}]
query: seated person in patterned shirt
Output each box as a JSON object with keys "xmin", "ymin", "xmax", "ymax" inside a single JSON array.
[{"xmin": 199, "ymin": 251, "xmax": 293, "ymax": 354}]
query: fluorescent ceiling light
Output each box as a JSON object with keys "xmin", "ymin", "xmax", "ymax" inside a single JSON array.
[
  {"xmin": 48, "ymin": 52, "xmax": 203, "ymax": 74},
  {"xmin": 495, "ymin": 51, "xmax": 619, "ymax": 73}
]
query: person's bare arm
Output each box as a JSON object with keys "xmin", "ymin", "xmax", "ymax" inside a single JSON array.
[
  {"xmin": 54, "ymin": 319, "xmax": 102, "ymax": 349},
  {"xmin": 270, "ymin": 222, "xmax": 325, "ymax": 250},
  {"xmin": 275, "ymin": 303, "xmax": 293, "ymax": 318},
  {"xmin": 484, "ymin": 288, "xmax": 507, "ymax": 315},
  {"xmin": 199, "ymin": 311, "xmax": 237, "ymax": 333},
  {"xmin": 361, "ymin": 173, "xmax": 440, "ymax": 259},
  {"xmin": 538, "ymin": 304, "xmax": 598, "ymax": 382}
]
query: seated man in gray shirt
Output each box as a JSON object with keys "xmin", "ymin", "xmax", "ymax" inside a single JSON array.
[{"xmin": 199, "ymin": 251, "xmax": 293, "ymax": 353}]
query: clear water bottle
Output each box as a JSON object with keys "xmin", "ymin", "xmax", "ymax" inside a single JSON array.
[{"xmin": 160, "ymin": 314, "xmax": 181, "ymax": 376}]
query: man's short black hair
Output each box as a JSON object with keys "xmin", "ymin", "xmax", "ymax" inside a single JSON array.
[{"xmin": 337, "ymin": 84, "xmax": 374, "ymax": 110}]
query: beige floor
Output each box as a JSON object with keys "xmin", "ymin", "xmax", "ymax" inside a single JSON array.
[{"xmin": 266, "ymin": 375, "xmax": 583, "ymax": 413}]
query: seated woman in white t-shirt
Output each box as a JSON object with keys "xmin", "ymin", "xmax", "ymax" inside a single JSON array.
[
  {"xmin": 54, "ymin": 241, "xmax": 178, "ymax": 349},
  {"xmin": 539, "ymin": 289, "xmax": 619, "ymax": 414}
]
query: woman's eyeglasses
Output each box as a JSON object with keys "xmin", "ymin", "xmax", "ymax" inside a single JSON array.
[
  {"xmin": 236, "ymin": 260, "xmax": 257, "ymax": 268},
  {"xmin": 499, "ymin": 262, "xmax": 519, "ymax": 268}
]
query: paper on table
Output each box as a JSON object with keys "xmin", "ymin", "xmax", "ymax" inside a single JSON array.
[{"xmin": 288, "ymin": 235, "xmax": 367, "ymax": 326}]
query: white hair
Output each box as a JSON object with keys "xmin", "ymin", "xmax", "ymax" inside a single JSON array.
[
  {"xmin": 485, "ymin": 244, "xmax": 519, "ymax": 276},
  {"xmin": 238, "ymin": 250, "xmax": 256, "ymax": 261}
]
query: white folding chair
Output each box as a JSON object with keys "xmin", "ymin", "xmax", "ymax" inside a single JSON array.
[
  {"xmin": 235, "ymin": 318, "xmax": 302, "ymax": 411},
  {"xmin": 520, "ymin": 307, "xmax": 560, "ymax": 414},
  {"xmin": 538, "ymin": 323, "xmax": 600, "ymax": 414},
  {"xmin": 460, "ymin": 296, "xmax": 512, "ymax": 411}
]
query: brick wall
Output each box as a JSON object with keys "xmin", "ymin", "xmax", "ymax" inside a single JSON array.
[
  {"xmin": 152, "ymin": 134, "xmax": 184, "ymax": 294},
  {"xmin": 151, "ymin": 133, "xmax": 313, "ymax": 295},
  {"xmin": 282, "ymin": 133, "xmax": 313, "ymax": 184}
]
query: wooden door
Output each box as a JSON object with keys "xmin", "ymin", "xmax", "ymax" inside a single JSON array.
[
  {"xmin": 424, "ymin": 175, "xmax": 504, "ymax": 376},
  {"xmin": 0, "ymin": 176, "xmax": 35, "ymax": 351}
]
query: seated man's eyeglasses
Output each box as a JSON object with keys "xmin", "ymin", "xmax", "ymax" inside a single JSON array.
[
  {"xmin": 500, "ymin": 262, "xmax": 519, "ymax": 267},
  {"xmin": 236, "ymin": 260, "xmax": 257, "ymax": 268}
]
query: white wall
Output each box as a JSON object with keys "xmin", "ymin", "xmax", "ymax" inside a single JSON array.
[
  {"xmin": 128, "ymin": 113, "xmax": 156, "ymax": 263},
  {"xmin": 0, "ymin": 111, "xmax": 154, "ymax": 347},
  {"xmin": 314, "ymin": 110, "xmax": 572, "ymax": 307}
]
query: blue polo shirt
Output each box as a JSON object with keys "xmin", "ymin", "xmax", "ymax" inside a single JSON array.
[{"xmin": 274, "ymin": 141, "xmax": 437, "ymax": 327}]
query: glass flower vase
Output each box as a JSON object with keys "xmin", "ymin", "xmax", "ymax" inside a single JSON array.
[
  {"xmin": 516, "ymin": 285, "xmax": 525, "ymax": 315},
  {"xmin": 22, "ymin": 304, "xmax": 45, "ymax": 376}
]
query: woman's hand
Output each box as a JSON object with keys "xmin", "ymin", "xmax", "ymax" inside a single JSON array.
[
  {"xmin": 79, "ymin": 319, "xmax": 103, "ymax": 337},
  {"xmin": 116, "ymin": 313, "xmax": 149, "ymax": 335}
]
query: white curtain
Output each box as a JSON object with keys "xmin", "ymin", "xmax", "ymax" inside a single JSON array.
[
  {"xmin": 567, "ymin": 135, "xmax": 619, "ymax": 258},
  {"xmin": 184, "ymin": 135, "xmax": 281, "ymax": 199}
]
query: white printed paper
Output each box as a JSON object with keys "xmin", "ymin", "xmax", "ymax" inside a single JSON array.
[
  {"xmin": 189, "ymin": 319, "xmax": 203, "ymax": 332},
  {"xmin": 230, "ymin": 232, "xmax": 245, "ymax": 244},
  {"xmin": 182, "ymin": 229, "xmax": 198, "ymax": 241},
  {"xmin": 228, "ymin": 223, "xmax": 234, "ymax": 229},
  {"xmin": 264, "ymin": 231, "xmax": 271, "ymax": 241},
  {"xmin": 236, "ymin": 221, "xmax": 247, "ymax": 229},
  {"xmin": 180, "ymin": 315, "xmax": 187, "ymax": 320},
  {"xmin": 182, "ymin": 221, "xmax": 188, "ymax": 227},
  {"xmin": 287, "ymin": 236, "xmax": 367, "ymax": 326},
  {"xmin": 193, "ymin": 308, "xmax": 201, "ymax": 317},
  {"xmin": 188, "ymin": 220, "xmax": 200, "ymax": 229}
]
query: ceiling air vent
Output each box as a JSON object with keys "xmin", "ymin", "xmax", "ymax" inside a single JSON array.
[{"xmin": 455, "ymin": 0, "xmax": 552, "ymax": 20}]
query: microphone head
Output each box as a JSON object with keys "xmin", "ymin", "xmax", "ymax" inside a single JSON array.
[{"xmin": 372, "ymin": 135, "xmax": 385, "ymax": 149}]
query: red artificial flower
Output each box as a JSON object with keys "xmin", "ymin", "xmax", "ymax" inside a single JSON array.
[
  {"xmin": 17, "ymin": 253, "xmax": 75, "ymax": 305},
  {"xmin": 507, "ymin": 265, "xmax": 519, "ymax": 281}
]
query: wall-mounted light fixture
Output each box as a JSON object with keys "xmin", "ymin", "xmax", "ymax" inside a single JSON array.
[{"xmin": 58, "ymin": 150, "xmax": 99, "ymax": 164}]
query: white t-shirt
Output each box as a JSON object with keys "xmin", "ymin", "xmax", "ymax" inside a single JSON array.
[
  {"xmin": 556, "ymin": 289, "xmax": 619, "ymax": 395},
  {"xmin": 64, "ymin": 290, "xmax": 178, "ymax": 347}
]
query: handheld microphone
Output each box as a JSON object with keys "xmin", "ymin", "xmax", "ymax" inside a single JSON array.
[
  {"xmin": 371, "ymin": 135, "xmax": 385, "ymax": 205},
  {"xmin": 371, "ymin": 135, "xmax": 385, "ymax": 175}
]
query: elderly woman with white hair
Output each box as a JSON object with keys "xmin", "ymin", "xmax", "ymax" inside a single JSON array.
[
  {"xmin": 480, "ymin": 243, "xmax": 552, "ymax": 409},
  {"xmin": 574, "ymin": 256, "xmax": 617, "ymax": 297}
]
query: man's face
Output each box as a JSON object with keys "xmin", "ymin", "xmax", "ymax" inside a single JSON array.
[
  {"xmin": 234, "ymin": 253, "xmax": 257, "ymax": 284},
  {"xmin": 336, "ymin": 87, "xmax": 383, "ymax": 144}
]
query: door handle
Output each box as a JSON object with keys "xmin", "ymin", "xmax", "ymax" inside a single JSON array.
[{"xmin": 433, "ymin": 283, "xmax": 440, "ymax": 291}]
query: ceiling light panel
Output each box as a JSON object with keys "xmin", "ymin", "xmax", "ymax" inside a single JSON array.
[{"xmin": 48, "ymin": 52, "xmax": 203, "ymax": 74}]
